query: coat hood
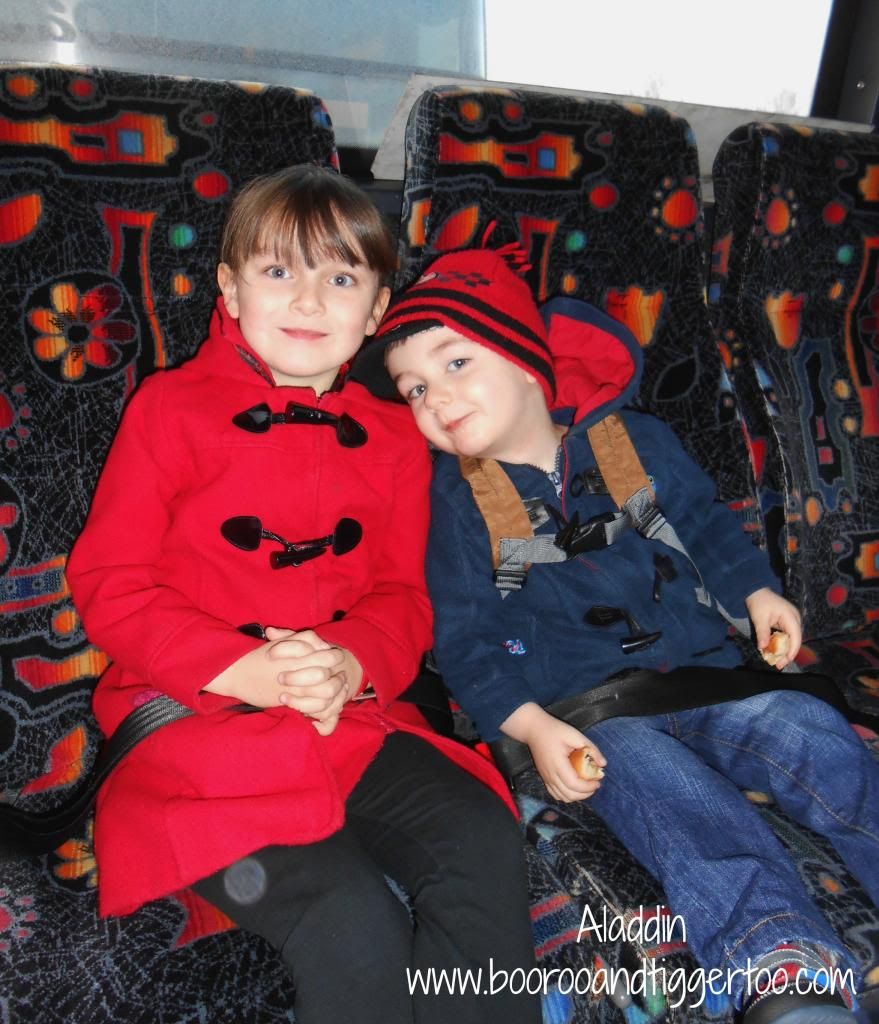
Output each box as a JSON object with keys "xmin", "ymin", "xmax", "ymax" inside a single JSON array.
[{"xmin": 542, "ymin": 297, "xmax": 643, "ymax": 429}]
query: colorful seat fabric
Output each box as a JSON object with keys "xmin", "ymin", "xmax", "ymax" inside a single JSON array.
[
  {"xmin": 0, "ymin": 62, "xmax": 338, "ymax": 1022},
  {"xmin": 392, "ymin": 85, "xmax": 879, "ymax": 1023},
  {"xmin": 710, "ymin": 123, "xmax": 879, "ymax": 718},
  {"xmin": 394, "ymin": 84, "xmax": 758, "ymax": 516},
  {"xmin": 0, "ymin": 65, "xmax": 614, "ymax": 1024},
  {"xmin": 0, "ymin": 805, "xmax": 599, "ymax": 1024},
  {"xmin": 0, "ymin": 63, "xmax": 337, "ymax": 814}
]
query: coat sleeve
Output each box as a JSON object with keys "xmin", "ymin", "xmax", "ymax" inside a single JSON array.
[
  {"xmin": 425, "ymin": 465, "xmax": 542, "ymax": 741},
  {"xmin": 315, "ymin": 429, "xmax": 434, "ymax": 706},
  {"xmin": 632, "ymin": 413, "xmax": 780, "ymax": 618},
  {"xmin": 66, "ymin": 375, "xmax": 260, "ymax": 710}
]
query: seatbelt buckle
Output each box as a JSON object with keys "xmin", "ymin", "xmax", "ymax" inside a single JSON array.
[{"xmin": 555, "ymin": 510, "xmax": 617, "ymax": 557}]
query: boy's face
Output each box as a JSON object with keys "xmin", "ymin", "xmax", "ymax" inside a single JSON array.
[
  {"xmin": 386, "ymin": 326, "xmax": 544, "ymax": 462},
  {"xmin": 218, "ymin": 251, "xmax": 390, "ymax": 393}
]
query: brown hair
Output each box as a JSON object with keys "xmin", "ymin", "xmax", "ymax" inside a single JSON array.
[{"xmin": 220, "ymin": 164, "xmax": 396, "ymax": 281}]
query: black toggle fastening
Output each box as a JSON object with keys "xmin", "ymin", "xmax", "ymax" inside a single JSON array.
[
  {"xmin": 237, "ymin": 622, "xmax": 267, "ymax": 639},
  {"xmin": 584, "ymin": 604, "xmax": 662, "ymax": 654},
  {"xmin": 652, "ymin": 552, "xmax": 678, "ymax": 602},
  {"xmin": 221, "ymin": 515, "xmax": 362, "ymax": 568},
  {"xmin": 568, "ymin": 467, "xmax": 609, "ymax": 498},
  {"xmin": 232, "ymin": 402, "xmax": 367, "ymax": 447}
]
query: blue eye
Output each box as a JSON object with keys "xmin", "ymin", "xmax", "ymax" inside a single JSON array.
[
  {"xmin": 266, "ymin": 265, "xmax": 288, "ymax": 279},
  {"xmin": 448, "ymin": 358, "xmax": 468, "ymax": 371},
  {"xmin": 331, "ymin": 273, "xmax": 355, "ymax": 287},
  {"xmin": 405, "ymin": 383, "xmax": 426, "ymax": 401}
]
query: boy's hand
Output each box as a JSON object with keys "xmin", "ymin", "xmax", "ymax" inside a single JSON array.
[
  {"xmin": 500, "ymin": 702, "xmax": 606, "ymax": 803},
  {"xmin": 530, "ymin": 719, "xmax": 605, "ymax": 803},
  {"xmin": 744, "ymin": 587, "xmax": 802, "ymax": 670}
]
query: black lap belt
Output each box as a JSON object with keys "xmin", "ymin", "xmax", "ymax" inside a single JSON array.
[
  {"xmin": 488, "ymin": 667, "xmax": 850, "ymax": 789},
  {"xmin": 1, "ymin": 669, "xmax": 452, "ymax": 854},
  {"xmin": 1, "ymin": 695, "xmax": 194, "ymax": 853}
]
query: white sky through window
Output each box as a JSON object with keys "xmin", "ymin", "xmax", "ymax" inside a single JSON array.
[{"xmin": 485, "ymin": 0, "xmax": 835, "ymax": 116}]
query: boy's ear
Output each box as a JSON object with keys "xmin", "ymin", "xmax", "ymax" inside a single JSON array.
[
  {"xmin": 365, "ymin": 285, "xmax": 391, "ymax": 336},
  {"xmin": 217, "ymin": 263, "xmax": 239, "ymax": 318}
]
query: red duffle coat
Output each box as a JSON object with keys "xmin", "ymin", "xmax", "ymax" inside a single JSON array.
[{"xmin": 67, "ymin": 298, "xmax": 514, "ymax": 918}]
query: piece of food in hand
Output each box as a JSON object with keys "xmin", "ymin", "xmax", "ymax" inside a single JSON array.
[
  {"xmin": 761, "ymin": 630, "xmax": 790, "ymax": 667},
  {"xmin": 568, "ymin": 747, "xmax": 605, "ymax": 780}
]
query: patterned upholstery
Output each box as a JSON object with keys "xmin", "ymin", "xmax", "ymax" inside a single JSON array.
[
  {"xmin": 0, "ymin": 812, "xmax": 601, "ymax": 1024},
  {"xmin": 395, "ymin": 86, "xmax": 879, "ymax": 1023},
  {"xmin": 3, "ymin": 69, "xmax": 878, "ymax": 1023},
  {"xmin": 710, "ymin": 123, "xmax": 879, "ymax": 718},
  {"xmin": 0, "ymin": 64, "xmax": 337, "ymax": 813},
  {"xmin": 0, "ymin": 66, "xmax": 621, "ymax": 1024},
  {"xmin": 396, "ymin": 85, "xmax": 758, "ymax": 516},
  {"xmin": 0, "ymin": 63, "xmax": 337, "ymax": 1022}
]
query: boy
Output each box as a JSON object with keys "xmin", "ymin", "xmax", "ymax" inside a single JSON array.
[
  {"xmin": 361, "ymin": 245, "xmax": 879, "ymax": 1024},
  {"xmin": 67, "ymin": 172, "xmax": 540, "ymax": 1024}
]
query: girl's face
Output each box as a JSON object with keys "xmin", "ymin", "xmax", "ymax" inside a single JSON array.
[{"xmin": 218, "ymin": 245, "xmax": 389, "ymax": 394}]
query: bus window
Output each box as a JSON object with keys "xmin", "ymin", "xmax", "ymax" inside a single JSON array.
[
  {"xmin": 0, "ymin": 0, "xmax": 485, "ymax": 154},
  {"xmin": 485, "ymin": 0, "xmax": 834, "ymax": 118},
  {"xmin": 0, "ymin": 0, "xmax": 871, "ymax": 175}
]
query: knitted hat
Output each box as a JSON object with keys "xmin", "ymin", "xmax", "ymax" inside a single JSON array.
[{"xmin": 355, "ymin": 247, "xmax": 556, "ymax": 402}]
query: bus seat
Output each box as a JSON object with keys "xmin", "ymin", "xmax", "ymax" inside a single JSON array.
[
  {"xmin": 711, "ymin": 122, "xmax": 879, "ymax": 722},
  {"xmin": 390, "ymin": 84, "xmax": 879, "ymax": 1023},
  {"xmin": 0, "ymin": 63, "xmax": 337, "ymax": 1023},
  {"xmin": 393, "ymin": 84, "xmax": 758, "ymax": 521}
]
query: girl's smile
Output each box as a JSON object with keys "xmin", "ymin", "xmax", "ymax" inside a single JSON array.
[{"xmin": 218, "ymin": 251, "xmax": 389, "ymax": 394}]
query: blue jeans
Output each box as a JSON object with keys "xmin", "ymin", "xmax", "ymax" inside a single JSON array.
[{"xmin": 585, "ymin": 689, "xmax": 879, "ymax": 1006}]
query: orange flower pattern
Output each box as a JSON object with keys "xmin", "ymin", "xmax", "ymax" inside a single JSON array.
[
  {"xmin": 29, "ymin": 280, "xmax": 136, "ymax": 381},
  {"xmin": 52, "ymin": 819, "xmax": 98, "ymax": 889}
]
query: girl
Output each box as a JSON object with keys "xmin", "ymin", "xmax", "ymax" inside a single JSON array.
[{"xmin": 67, "ymin": 165, "xmax": 541, "ymax": 1024}]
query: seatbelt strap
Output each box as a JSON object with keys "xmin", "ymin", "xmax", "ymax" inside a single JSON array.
[
  {"xmin": 459, "ymin": 455, "xmax": 539, "ymax": 594},
  {"xmin": 0, "ymin": 694, "xmax": 194, "ymax": 852},
  {"xmin": 588, "ymin": 413, "xmax": 723, "ymax": 615},
  {"xmin": 1, "ymin": 665, "xmax": 457, "ymax": 855},
  {"xmin": 586, "ymin": 412, "xmax": 654, "ymax": 509},
  {"xmin": 459, "ymin": 414, "xmax": 711, "ymax": 600},
  {"xmin": 459, "ymin": 413, "xmax": 753, "ymax": 636},
  {"xmin": 488, "ymin": 667, "xmax": 850, "ymax": 788}
]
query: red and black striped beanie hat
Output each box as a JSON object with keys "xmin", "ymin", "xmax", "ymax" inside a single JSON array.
[{"xmin": 370, "ymin": 247, "xmax": 556, "ymax": 402}]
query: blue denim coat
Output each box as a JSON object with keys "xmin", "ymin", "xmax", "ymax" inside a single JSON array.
[{"xmin": 426, "ymin": 299, "xmax": 778, "ymax": 740}]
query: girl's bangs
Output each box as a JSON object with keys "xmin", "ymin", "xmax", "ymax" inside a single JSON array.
[{"xmin": 257, "ymin": 201, "xmax": 366, "ymax": 269}]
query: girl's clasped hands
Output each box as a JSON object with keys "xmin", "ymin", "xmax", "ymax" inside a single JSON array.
[{"xmin": 264, "ymin": 625, "xmax": 357, "ymax": 735}]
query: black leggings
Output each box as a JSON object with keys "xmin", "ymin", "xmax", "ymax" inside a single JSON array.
[{"xmin": 193, "ymin": 732, "xmax": 542, "ymax": 1024}]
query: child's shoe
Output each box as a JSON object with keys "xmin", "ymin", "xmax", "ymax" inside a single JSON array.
[
  {"xmin": 742, "ymin": 988, "xmax": 856, "ymax": 1024},
  {"xmin": 742, "ymin": 944, "xmax": 858, "ymax": 1024}
]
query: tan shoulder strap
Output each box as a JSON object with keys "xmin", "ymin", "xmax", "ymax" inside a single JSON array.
[
  {"xmin": 458, "ymin": 455, "xmax": 533, "ymax": 569},
  {"xmin": 586, "ymin": 412, "xmax": 655, "ymax": 509},
  {"xmin": 455, "ymin": 417, "xmax": 734, "ymax": 624},
  {"xmin": 458, "ymin": 413, "xmax": 652, "ymax": 573}
]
